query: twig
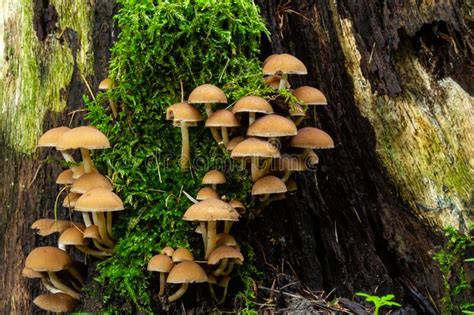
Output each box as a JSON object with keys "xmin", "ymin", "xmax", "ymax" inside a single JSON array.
[{"xmin": 80, "ymin": 73, "xmax": 96, "ymax": 101}]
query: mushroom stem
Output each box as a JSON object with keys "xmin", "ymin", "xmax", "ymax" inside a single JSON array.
[
  {"xmin": 106, "ymin": 212, "xmax": 115, "ymax": 240},
  {"xmin": 80, "ymin": 148, "xmax": 94, "ymax": 174},
  {"xmin": 278, "ymin": 73, "xmax": 288, "ymax": 90},
  {"xmin": 92, "ymin": 239, "xmax": 113, "ymax": 253},
  {"xmin": 180, "ymin": 121, "xmax": 190, "ymax": 170},
  {"xmin": 82, "ymin": 212, "xmax": 93, "ymax": 227},
  {"xmin": 223, "ymin": 221, "xmax": 232, "ymax": 234},
  {"xmin": 48, "ymin": 272, "xmax": 81, "ymax": 300},
  {"xmin": 67, "ymin": 266, "xmax": 84, "ymax": 286},
  {"xmin": 200, "ymin": 222, "xmax": 207, "ymax": 254},
  {"xmin": 60, "ymin": 150, "xmax": 75, "ymax": 163},
  {"xmin": 221, "ymin": 127, "xmax": 229, "ymax": 146},
  {"xmin": 205, "ymin": 221, "xmax": 217, "ymax": 260},
  {"xmin": 75, "ymin": 245, "xmax": 112, "ymax": 258},
  {"xmin": 41, "ymin": 277, "xmax": 63, "ymax": 294},
  {"xmin": 109, "ymin": 99, "xmax": 118, "ymax": 118},
  {"xmin": 217, "ymin": 283, "xmax": 230, "ymax": 305},
  {"xmin": 281, "ymin": 170, "xmax": 292, "ymax": 183},
  {"xmin": 58, "ymin": 243, "xmax": 66, "ymax": 251},
  {"xmin": 259, "ymin": 194, "xmax": 270, "ymax": 203},
  {"xmin": 168, "ymin": 283, "xmax": 189, "ymax": 302},
  {"xmin": 204, "ymin": 104, "xmax": 213, "ymax": 117},
  {"xmin": 210, "ymin": 128, "xmax": 223, "ymax": 145},
  {"xmin": 159, "ymin": 272, "xmax": 166, "ymax": 296},
  {"xmin": 212, "ymin": 258, "xmax": 229, "ymax": 277},
  {"xmin": 294, "ymin": 116, "xmax": 305, "ymax": 126},
  {"xmin": 302, "ymin": 148, "xmax": 312, "ymax": 159},
  {"xmin": 221, "ymin": 262, "xmax": 235, "ymax": 276},
  {"xmin": 208, "ymin": 282, "xmax": 218, "ymax": 303},
  {"xmin": 92, "ymin": 212, "xmax": 115, "ymax": 248},
  {"xmin": 249, "ymin": 112, "xmax": 256, "ymax": 126},
  {"xmin": 251, "ymin": 157, "xmax": 260, "ymax": 182}
]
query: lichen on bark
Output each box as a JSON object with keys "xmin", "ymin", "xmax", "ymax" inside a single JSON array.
[
  {"xmin": 0, "ymin": 0, "xmax": 95, "ymax": 153},
  {"xmin": 333, "ymin": 14, "xmax": 473, "ymax": 228}
]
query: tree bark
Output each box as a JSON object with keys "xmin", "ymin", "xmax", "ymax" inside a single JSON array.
[{"xmin": 0, "ymin": 0, "xmax": 472, "ymax": 313}]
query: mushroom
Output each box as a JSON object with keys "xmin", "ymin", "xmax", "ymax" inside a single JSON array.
[
  {"xmin": 205, "ymin": 110, "xmax": 240, "ymax": 146},
  {"xmin": 232, "ymin": 96, "xmax": 273, "ymax": 126},
  {"xmin": 160, "ymin": 246, "xmax": 175, "ymax": 257},
  {"xmin": 188, "ymin": 84, "xmax": 227, "ymax": 143},
  {"xmin": 22, "ymin": 267, "xmax": 62, "ymax": 294},
  {"xmin": 59, "ymin": 227, "xmax": 111, "ymax": 258},
  {"xmin": 216, "ymin": 276, "xmax": 232, "ymax": 305},
  {"xmin": 172, "ymin": 248, "xmax": 194, "ymax": 263},
  {"xmin": 231, "ymin": 137, "xmax": 280, "ymax": 182},
  {"xmin": 208, "ymin": 246, "xmax": 244, "ymax": 277},
  {"xmin": 70, "ymin": 172, "xmax": 113, "ymax": 227},
  {"xmin": 196, "ymin": 187, "xmax": 220, "ymax": 201},
  {"xmin": 74, "ymin": 188, "xmax": 124, "ymax": 248},
  {"xmin": 166, "ymin": 102, "xmax": 203, "ymax": 170},
  {"xmin": 262, "ymin": 54, "xmax": 307, "ymax": 90},
  {"xmin": 83, "ymin": 225, "xmax": 113, "ymax": 253},
  {"xmin": 147, "ymin": 254, "xmax": 173, "ymax": 296},
  {"xmin": 37, "ymin": 127, "xmax": 75, "ymax": 163},
  {"xmin": 202, "ymin": 169, "xmax": 226, "ymax": 190},
  {"xmin": 292, "ymin": 86, "xmax": 328, "ymax": 125},
  {"xmin": 166, "ymin": 261, "xmax": 208, "ymax": 302},
  {"xmin": 25, "ymin": 246, "xmax": 82, "ymax": 299},
  {"xmin": 216, "ymin": 233, "xmax": 239, "ymax": 249},
  {"xmin": 56, "ymin": 126, "xmax": 110, "ymax": 174},
  {"xmin": 251, "ymin": 175, "xmax": 288, "ymax": 204},
  {"xmin": 98, "ymin": 77, "xmax": 117, "ymax": 118},
  {"xmin": 33, "ymin": 293, "xmax": 77, "ymax": 313},
  {"xmin": 289, "ymin": 103, "xmax": 306, "ymax": 126},
  {"xmin": 247, "ymin": 114, "xmax": 297, "ymax": 139},
  {"xmin": 55, "ymin": 169, "xmax": 75, "ymax": 185},
  {"xmin": 264, "ymin": 75, "xmax": 289, "ymax": 89},
  {"xmin": 31, "ymin": 219, "xmax": 81, "ymax": 237},
  {"xmin": 226, "ymin": 136, "xmax": 244, "ymax": 152},
  {"xmin": 183, "ymin": 199, "xmax": 239, "ymax": 259},
  {"xmin": 229, "ymin": 199, "xmax": 246, "ymax": 215},
  {"xmin": 62, "ymin": 192, "xmax": 81, "ymax": 209},
  {"xmin": 289, "ymin": 127, "xmax": 335, "ymax": 158}
]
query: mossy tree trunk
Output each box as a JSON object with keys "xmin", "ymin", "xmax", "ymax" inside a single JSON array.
[{"xmin": 0, "ymin": 0, "xmax": 472, "ymax": 313}]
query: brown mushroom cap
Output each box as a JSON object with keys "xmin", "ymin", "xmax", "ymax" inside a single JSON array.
[
  {"xmin": 262, "ymin": 54, "xmax": 307, "ymax": 75},
  {"xmin": 70, "ymin": 172, "xmax": 113, "ymax": 194},
  {"xmin": 166, "ymin": 102, "xmax": 203, "ymax": 123},
  {"xmin": 56, "ymin": 169, "xmax": 74, "ymax": 185},
  {"xmin": 22, "ymin": 267, "xmax": 44, "ymax": 279},
  {"xmin": 226, "ymin": 136, "xmax": 244, "ymax": 151},
  {"xmin": 207, "ymin": 246, "xmax": 244, "ymax": 265},
  {"xmin": 247, "ymin": 114, "xmax": 297, "ymax": 138},
  {"xmin": 216, "ymin": 233, "xmax": 238, "ymax": 247},
  {"xmin": 229, "ymin": 199, "xmax": 246, "ymax": 214},
  {"xmin": 160, "ymin": 246, "xmax": 175, "ymax": 257},
  {"xmin": 166, "ymin": 261, "xmax": 208, "ymax": 284},
  {"xmin": 37, "ymin": 127, "xmax": 71, "ymax": 147},
  {"xmin": 83, "ymin": 225, "xmax": 101, "ymax": 239},
  {"xmin": 196, "ymin": 187, "xmax": 220, "ymax": 201},
  {"xmin": 290, "ymin": 127, "xmax": 334, "ymax": 149},
  {"xmin": 262, "ymin": 54, "xmax": 279, "ymax": 66},
  {"xmin": 205, "ymin": 110, "xmax": 240, "ymax": 128},
  {"xmin": 31, "ymin": 219, "xmax": 81, "ymax": 237},
  {"xmin": 232, "ymin": 96, "xmax": 273, "ymax": 114},
  {"xmin": 183, "ymin": 199, "xmax": 239, "ymax": 222},
  {"xmin": 251, "ymin": 175, "xmax": 288, "ymax": 195},
  {"xmin": 62, "ymin": 192, "xmax": 81, "ymax": 208},
  {"xmin": 202, "ymin": 170, "xmax": 226, "ymax": 185},
  {"xmin": 75, "ymin": 188, "xmax": 124, "ymax": 212},
  {"xmin": 289, "ymin": 103, "xmax": 306, "ymax": 117},
  {"xmin": 188, "ymin": 84, "xmax": 227, "ymax": 104},
  {"xmin": 231, "ymin": 137, "xmax": 280, "ymax": 159},
  {"xmin": 292, "ymin": 86, "xmax": 327, "ymax": 105},
  {"xmin": 33, "ymin": 293, "xmax": 77, "ymax": 313},
  {"xmin": 172, "ymin": 248, "xmax": 194, "ymax": 262},
  {"xmin": 98, "ymin": 77, "xmax": 114, "ymax": 90},
  {"xmin": 59, "ymin": 227, "xmax": 88, "ymax": 246},
  {"xmin": 71, "ymin": 164, "xmax": 96, "ymax": 179},
  {"xmin": 56, "ymin": 126, "xmax": 110, "ymax": 150},
  {"xmin": 25, "ymin": 246, "xmax": 72, "ymax": 272},
  {"xmin": 148, "ymin": 254, "xmax": 173, "ymax": 273},
  {"xmin": 273, "ymin": 155, "xmax": 307, "ymax": 171}
]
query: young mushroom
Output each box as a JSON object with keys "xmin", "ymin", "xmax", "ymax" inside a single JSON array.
[
  {"xmin": 208, "ymin": 245, "xmax": 244, "ymax": 277},
  {"xmin": 98, "ymin": 77, "xmax": 118, "ymax": 118},
  {"xmin": 205, "ymin": 110, "xmax": 240, "ymax": 146},
  {"xmin": 262, "ymin": 54, "xmax": 307, "ymax": 90},
  {"xmin": 33, "ymin": 293, "xmax": 77, "ymax": 313},
  {"xmin": 251, "ymin": 175, "xmax": 288, "ymax": 204},
  {"xmin": 202, "ymin": 169, "xmax": 226, "ymax": 191},
  {"xmin": 166, "ymin": 261, "xmax": 208, "ymax": 302},
  {"xmin": 292, "ymin": 86, "xmax": 328, "ymax": 125},
  {"xmin": 59, "ymin": 227, "xmax": 111, "ymax": 259},
  {"xmin": 147, "ymin": 254, "xmax": 174, "ymax": 296},
  {"xmin": 166, "ymin": 102, "xmax": 203, "ymax": 170},
  {"xmin": 188, "ymin": 84, "xmax": 227, "ymax": 143},
  {"xmin": 172, "ymin": 248, "xmax": 194, "ymax": 263},
  {"xmin": 196, "ymin": 187, "xmax": 220, "ymax": 201},
  {"xmin": 160, "ymin": 246, "xmax": 175, "ymax": 257},
  {"xmin": 289, "ymin": 127, "xmax": 335, "ymax": 158},
  {"xmin": 183, "ymin": 199, "xmax": 239, "ymax": 259},
  {"xmin": 37, "ymin": 127, "xmax": 75, "ymax": 163},
  {"xmin": 232, "ymin": 96, "xmax": 273, "ymax": 126}
]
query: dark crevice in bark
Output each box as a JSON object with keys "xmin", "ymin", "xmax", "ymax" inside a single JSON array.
[{"xmin": 33, "ymin": 0, "xmax": 58, "ymax": 41}]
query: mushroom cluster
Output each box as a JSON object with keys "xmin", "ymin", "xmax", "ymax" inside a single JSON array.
[
  {"xmin": 25, "ymin": 125, "xmax": 125, "ymax": 312},
  {"xmin": 148, "ymin": 170, "xmax": 244, "ymax": 305}
]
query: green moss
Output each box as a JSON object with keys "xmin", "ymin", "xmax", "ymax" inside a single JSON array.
[
  {"xmin": 84, "ymin": 1, "xmax": 269, "ymax": 313},
  {"xmin": 0, "ymin": 0, "xmax": 94, "ymax": 153}
]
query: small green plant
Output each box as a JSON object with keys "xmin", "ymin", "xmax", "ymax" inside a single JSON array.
[
  {"xmin": 355, "ymin": 292, "xmax": 401, "ymax": 315},
  {"xmin": 433, "ymin": 225, "xmax": 473, "ymax": 314}
]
